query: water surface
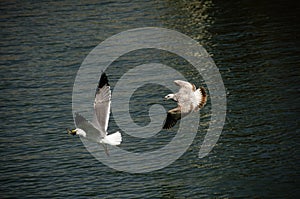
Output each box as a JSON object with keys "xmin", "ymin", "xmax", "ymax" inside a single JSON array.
[{"xmin": 1, "ymin": 0, "xmax": 299, "ymax": 198}]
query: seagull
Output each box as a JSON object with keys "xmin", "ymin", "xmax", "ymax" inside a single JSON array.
[
  {"xmin": 67, "ymin": 72, "xmax": 122, "ymax": 155},
  {"xmin": 163, "ymin": 80, "xmax": 207, "ymax": 129}
]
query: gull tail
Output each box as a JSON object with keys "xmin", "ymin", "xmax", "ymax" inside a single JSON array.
[
  {"xmin": 103, "ymin": 131, "xmax": 122, "ymax": 146},
  {"xmin": 194, "ymin": 87, "xmax": 207, "ymax": 112},
  {"xmin": 199, "ymin": 87, "xmax": 207, "ymax": 109}
]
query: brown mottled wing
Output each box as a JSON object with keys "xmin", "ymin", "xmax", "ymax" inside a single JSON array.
[
  {"xmin": 163, "ymin": 107, "xmax": 182, "ymax": 129},
  {"xmin": 198, "ymin": 87, "xmax": 207, "ymax": 109}
]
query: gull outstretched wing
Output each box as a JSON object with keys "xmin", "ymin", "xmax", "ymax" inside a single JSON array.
[
  {"xmin": 162, "ymin": 106, "xmax": 189, "ymax": 129},
  {"xmin": 94, "ymin": 73, "xmax": 111, "ymax": 136},
  {"xmin": 74, "ymin": 112, "xmax": 102, "ymax": 141},
  {"xmin": 174, "ymin": 80, "xmax": 196, "ymax": 91}
]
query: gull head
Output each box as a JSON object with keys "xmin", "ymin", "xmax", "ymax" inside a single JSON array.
[
  {"xmin": 67, "ymin": 128, "xmax": 86, "ymax": 137},
  {"xmin": 164, "ymin": 94, "xmax": 177, "ymax": 101},
  {"xmin": 66, "ymin": 128, "xmax": 77, "ymax": 136}
]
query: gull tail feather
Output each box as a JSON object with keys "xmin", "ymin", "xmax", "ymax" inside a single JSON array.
[
  {"xmin": 199, "ymin": 87, "xmax": 207, "ymax": 109},
  {"xmin": 103, "ymin": 131, "xmax": 122, "ymax": 146},
  {"xmin": 101, "ymin": 144, "xmax": 110, "ymax": 156}
]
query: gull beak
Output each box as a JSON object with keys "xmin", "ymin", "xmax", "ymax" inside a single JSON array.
[{"xmin": 66, "ymin": 128, "xmax": 77, "ymax": 136}]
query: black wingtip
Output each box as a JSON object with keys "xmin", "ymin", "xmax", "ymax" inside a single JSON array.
[{"xmin": 97, "ymin": 72, "xmax": 109, "ymax": 90}]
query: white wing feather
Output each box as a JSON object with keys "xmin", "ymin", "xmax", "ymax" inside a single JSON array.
[{"xmin": 174, "ymin": 80, "xmax": 195, "ymax": 91}]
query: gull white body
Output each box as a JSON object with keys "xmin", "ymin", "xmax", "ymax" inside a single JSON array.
[
  {"xmin": 69, "ymin": 73, "xmax": 122, "ymax": 155},
  {"xmin": 73, "ymin": 127, "xmax": 121, "ymax": 146},
  {"xmin": 163, "ymin": 80, "xmax": 207, "ymax": 129}
]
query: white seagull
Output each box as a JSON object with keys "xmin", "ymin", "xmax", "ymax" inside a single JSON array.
[
  {"xmin": 163, "ymin": 80, "xmax": 207, "ymax": 129},
  {"xmin": 67, "ymin": 72, "xmax": 122, "ymax": 155}
]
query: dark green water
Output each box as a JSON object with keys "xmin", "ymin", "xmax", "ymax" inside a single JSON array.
[{"xmin": 1, "ymin": 0, "xmax": 299, "ymax": 198}]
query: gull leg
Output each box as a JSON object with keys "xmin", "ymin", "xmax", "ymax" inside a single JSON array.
[{"xmin": 101, "ymin": 143, "xmax": 110, "ymax": 157}]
